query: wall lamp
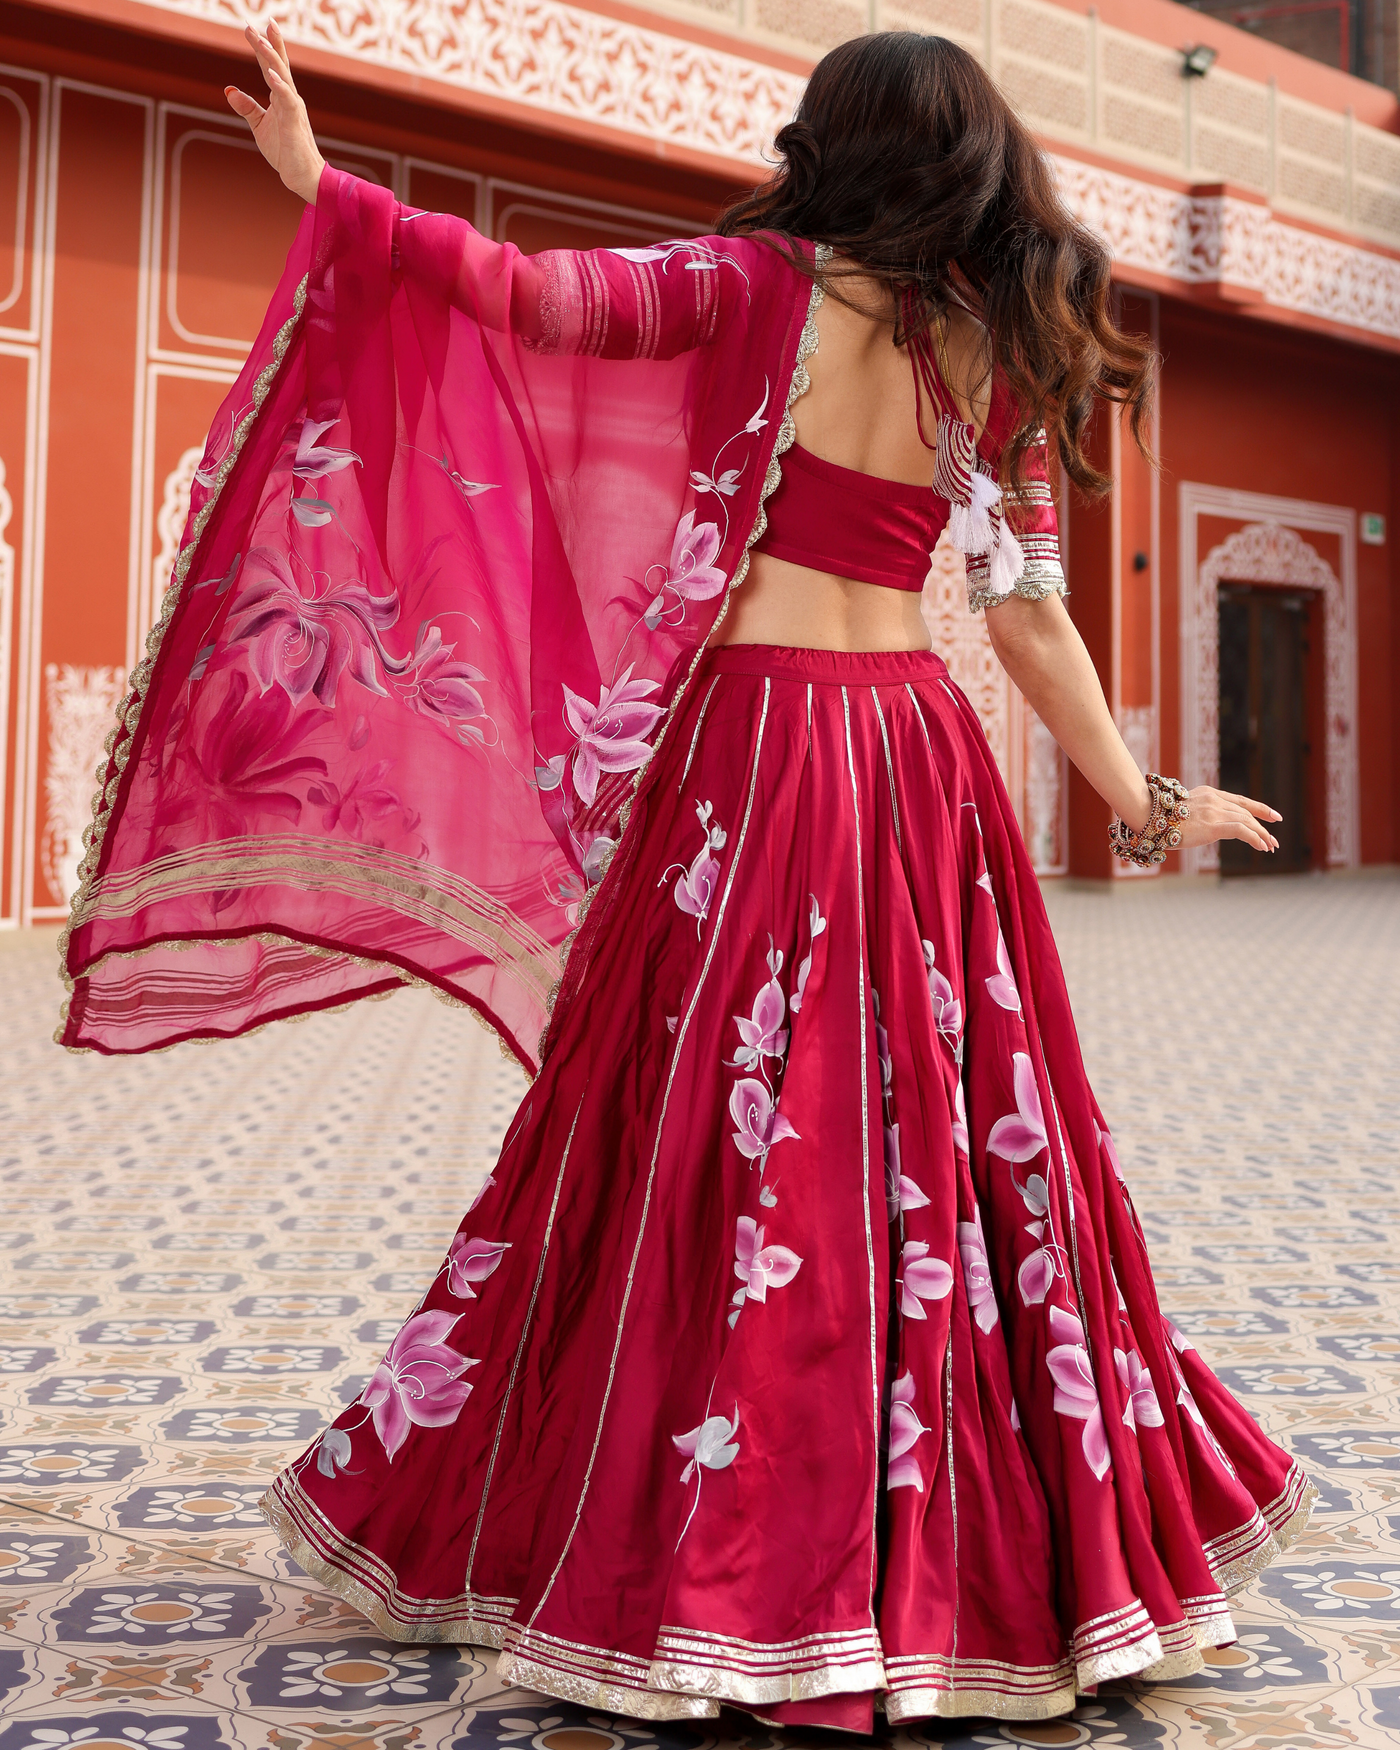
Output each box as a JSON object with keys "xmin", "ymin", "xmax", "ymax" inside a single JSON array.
[{"xmin": 1181, "ymin": 43, "xmax": 1219, "ymax": 77}]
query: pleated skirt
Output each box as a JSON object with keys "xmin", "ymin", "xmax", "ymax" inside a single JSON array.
[{"xmin": 261, "ymin": 642, "xmax": 1313, "ymax": 1729}]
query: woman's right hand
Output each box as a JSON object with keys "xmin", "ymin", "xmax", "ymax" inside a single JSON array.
[
  {"xmin": 225, "ymin": 21, "xmax": 326, "ymax": 205},
  {"xmin": 1176, "ymin": 787, "xmax": 1280, "ymax": 855}
]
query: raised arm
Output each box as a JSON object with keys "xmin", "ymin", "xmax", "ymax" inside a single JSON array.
[
  {"xmin": 984, "ymin": 594, "xmax": 1281, "ymax": 857},
  {"xmin": 225, "ymin": 22, "xmax": 325, "ymax": 205}
]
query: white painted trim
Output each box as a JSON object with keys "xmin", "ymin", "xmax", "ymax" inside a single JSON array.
[
  {"xmin": 0, "ymin": 64, "xmax": 47, "ymax": 345},
  {"xmin": 126, "ymin": 96, "xmax": 157, "ymax": 679},
  {"xmin": 167, "ymin": 129, "xmax": 267, "ymax": 351},
  {"xmin": 0, "ymin": 85, "xmax": 30, "ymax": 319},
  {"xmin": 1178, "ymin": 482, "xmax": 1359, "ymax": 875},
  {"xmin": 0, "ymin": 455, "xmax": 14, "ymax": 926},
  {"xmin": 17, "ymin": 74, "xmax": 59, "ymax": 926},
  {"xmin": 485, "ymin": 176, "xmax": 697, "ymax": 243}
]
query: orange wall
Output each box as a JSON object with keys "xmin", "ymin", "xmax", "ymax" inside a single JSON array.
[
  {"xmin": 0, "ymin": 22, "xmax": 737, "ymax": 924},
  {"xmin": 1158, "ymin": 305, "xmax": 1397, "ymax": 866}
]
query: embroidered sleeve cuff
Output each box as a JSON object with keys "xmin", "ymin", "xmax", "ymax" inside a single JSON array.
[{"xmin": 967, "ymin": 557, "xmax": 1068, "ymax": 614}]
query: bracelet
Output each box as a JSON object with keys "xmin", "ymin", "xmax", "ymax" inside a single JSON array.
[{"xmin": 1108, "ymin": 773, "xmax": 1190, "ymax": 868}]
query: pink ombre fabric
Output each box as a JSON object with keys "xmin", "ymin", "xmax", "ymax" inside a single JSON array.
[
  {"xmin": 263, "ymin": 644, "xmax": 1312, "ymax": 1725},
  {"xmin": 61, "ymin": 169, "xmax": 810, "ymax": 1068}
]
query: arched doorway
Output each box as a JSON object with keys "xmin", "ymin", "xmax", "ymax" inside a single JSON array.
[{"xmin": 1179, "ymin": 490, "xmax": 1358, "ymax": 876}]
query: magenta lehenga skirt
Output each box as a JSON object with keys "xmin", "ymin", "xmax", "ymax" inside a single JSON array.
[{"xmin": 260, "ymin": 643, "xmax": 1312, "ymax": 1730}]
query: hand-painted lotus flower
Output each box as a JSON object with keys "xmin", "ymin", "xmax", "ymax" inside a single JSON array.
[
  {"xmin": 674, "ymin": 1406, "xmax": 740, "ymax": 1483},
  {"xmin": 1115, "ymin": 1346, "xmax": 1165, "ymax": 1432},
  {"xmin": 885, "ymin": 1130, "xmax": 930, "ymax": 1222},
  {"xmin": 729, "ymin": 1078, "xmax": 799, "ymax": 1163},
  {"xmin": 729, "ymin": 946, "xmax": 788, "ymax": 1071},
  {"xmin": 958, "ymin": 1207, "xmax": 1000, "ymax": 1333},
  {"xmin": 887, "ymin": 1370, "xmax": 931, "ymax": 1492},
  {"xmin": 664, "ymin": 512, "xmax": 727, "ymax": 602},
  {"xmin": 666, "ymin": 800, "xmax": 726, "ymax": 929},
  {"xmin": 951, "ymin": 1079, "xmax": 970, "ymax": 1157},
  {"xmin": 315, "ymin": 1426, "xmax": 354, "ymax": 1477},
  {"xmin": 988, "ymin": 1053, "xmax": 1048, "ymax": 1164},
  {"xmin": 562, "ymin": 666, "xmax": 665, "ymax": 806},
  {"xmin": 360, "ymin": 1309, "xmax": 476, "ymax": 1462},
  {"xmin": 445, "ymin": 1235, "xmax": 509, "ymax": 1300},
  {"xmin": 922, "ymin": 939, "xmax": 963, "ymax": 1043},
  {"xmin": 731, "ymin": 1216, "xmax": 802, "ymax": 1316},
  {"xmin": 1045, "ymin": 1304, "xmax": 1111, "ymax": 1481},
  {"xmin": 293, "ymin": 416, "xmax": 362, "ymax": 480},
  {"xmin": 226, "ymin": 546, "xmax": 398, "ymax": 708},
  {"xmin": 900, "ymin": 1241, "xmax": 954, "ymax": 1320},
  {"xmin": 401, "ymin": 624, "xmax": 486, "ymax": 739},
  {"xmin": 985, "ymin": 931, "xmax": 1022, "ymax": 1013}
]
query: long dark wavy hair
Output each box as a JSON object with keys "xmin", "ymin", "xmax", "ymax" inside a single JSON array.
[{"xmin": 717, "ymin": 32, "xmax": 1154, "ymax": 495}]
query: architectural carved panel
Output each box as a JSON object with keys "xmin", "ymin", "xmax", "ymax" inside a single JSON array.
[
  {"xmin": 1052, "ymin": 160, "xmax": 1400, "ymax": 342},
  {"xmin": 42, "ymin": 664, "xmax": 127, "ymax": 906},
  {"xmin": 139, "ymin": 0, "xmax": 806, "ymax": 167}
]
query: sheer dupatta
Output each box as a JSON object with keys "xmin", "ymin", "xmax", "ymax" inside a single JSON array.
[{"xmin": 59, "ymin": 169, "xmax": 815, "ymax": 1070}]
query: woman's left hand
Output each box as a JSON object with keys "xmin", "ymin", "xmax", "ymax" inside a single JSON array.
[{"xmin": 1176, "ymin": 786, "xmax": 1280, "ymax": 855}]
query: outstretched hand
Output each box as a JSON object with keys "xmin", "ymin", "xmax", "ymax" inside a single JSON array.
[
  {"xmin": 225, "ymin": 21, "xmax": 325, "ymax": 205},
  {"xmin": 1177, "ymin": 787, "xmax": 1281, "ymax": 855}
]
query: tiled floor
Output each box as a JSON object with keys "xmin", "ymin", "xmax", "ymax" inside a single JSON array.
[{"xmin": 3, "ymin": 869, "xmax": 1400, "ymax": 1749}]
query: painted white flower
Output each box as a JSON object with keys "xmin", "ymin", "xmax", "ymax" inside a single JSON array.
[
  {"xmin": 985, "ymin": 930, "xmax": 1022, "ymax": 1013},
  {"xmin": 988, "ymin": 1053, "xmax": 1048, "ymax": 1163},
  {"xmin": 1115, "ymin": 1347, "xmax": 1165, "ymax": 1432},
  {"xmin": 887, "ymin": 1371, "xmax": 931, "ymax": 1492},
  {"xmin": 958, "ymin": 1207, "xmax": 1000, "ymax": 1333},
  {"xmin": 729, "ymin": 1217, "xmax": 802, "ymax": 1324},
  {"xmin": 315, "ymin": 1427, "xmax": 354, "ymax": 1477},
  {"xmin": 673, "ymin": 1407, "xmax": 741, "ymax": 1484},
  {"xmin": 899, "ymin": 1242, "xmax": 954, "ymax": 1320},
  {"xmin": 922, "ymin": 938, "xmax": 963, "ymax": 1043},
  {"xmin": 445, "ymin": 1235, "xmax": 509, "ymax": 1300},
  {"xmin": 1045, "ymin": 1304, "xmax": 1111, "ymax": 1481}
]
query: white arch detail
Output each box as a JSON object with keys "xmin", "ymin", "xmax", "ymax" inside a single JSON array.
[{"xmin": 1179, "ymin": 485, "xmax": 1358, "ymax": 874}]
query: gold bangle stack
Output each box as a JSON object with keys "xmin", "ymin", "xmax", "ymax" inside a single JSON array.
[{"xmin": 1108, "ymin": 773, "xmax": 1190, "ymax": 868}]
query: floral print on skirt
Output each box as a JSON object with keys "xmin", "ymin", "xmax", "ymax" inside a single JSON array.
[{"xmin": 261, "ymin": 642, "xmax": 1313, "ymax": 1729}]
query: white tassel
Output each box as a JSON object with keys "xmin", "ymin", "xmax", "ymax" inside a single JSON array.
[
  {"xmin": 947, "ymin": 469, "xmax": 1000, "ymax": 554},
  {"xmin": 986, "ymin": 522, "xmax": 1026, "ymax": 597}
]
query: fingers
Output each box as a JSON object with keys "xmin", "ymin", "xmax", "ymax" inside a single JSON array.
[
  {"xmin": 245, "ymin": 22, "xmax": 295, "ymax": 92},
  {"xmin": 266, "ymin": 19, "xmax": 297, "ymax": 85},
  {"xmin": 1225, "ymin": 790, "xmax": 1282, "ymax": 823},
  {"xmin": 1230, "ymin": 804, "xmax": 1278, "ymax": 854},
  {"xmin": 224, "ymin": 85, "xmax": 265, "ymax": 125}
]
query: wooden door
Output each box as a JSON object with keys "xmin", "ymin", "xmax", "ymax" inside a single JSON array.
[{"xmin": 1218, "ymin": 585, "xmax": 1314, "ymax": 875}]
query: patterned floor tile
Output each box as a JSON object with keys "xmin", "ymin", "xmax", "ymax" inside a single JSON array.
[{"xmin": 4, "ymin": 877, "xmax": 1400, "ymax": 1747}]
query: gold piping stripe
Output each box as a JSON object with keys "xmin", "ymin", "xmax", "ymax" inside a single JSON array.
[
  {"xmin": 463, "ymin": 1092, "xmax": 586, "ymax": 1620},
  {"xmin": 77, "ymin": 840, "xmax": 558, "ymax": 994},
  {"xmin": 885, "ymin": 1683, "xmax": 1078, "ymax": 1723},
  {"xmin": 523, "ymin": 679, "xmax": 773, "ymax": 1629},
  {"xmin": 840, "ymin": 683, "xmax": 882, "ymax": 1634}
]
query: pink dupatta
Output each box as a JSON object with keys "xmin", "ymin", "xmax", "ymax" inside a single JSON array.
[{"xmin": 59, "ymin": 169, "xmax": 817, "ymax": 1071}]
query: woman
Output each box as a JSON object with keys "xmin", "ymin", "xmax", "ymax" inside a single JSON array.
[{"xmin": 61, "ymin": 24, "xmax": 1308, "ymax": 1733}]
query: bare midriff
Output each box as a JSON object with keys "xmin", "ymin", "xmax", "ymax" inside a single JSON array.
[{"xmin": 713, "ymin": 265, "xmax": 992, "ymax": 656}]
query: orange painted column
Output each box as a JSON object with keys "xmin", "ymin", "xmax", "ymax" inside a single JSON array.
[{"xmin": 32, "ymin": 83, "xmax": 149, "ymax": 916}]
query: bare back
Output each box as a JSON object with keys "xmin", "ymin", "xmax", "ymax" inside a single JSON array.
[{"xmin": 716, "ymin": 274, "xmax": 992, "ymax": 653}]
